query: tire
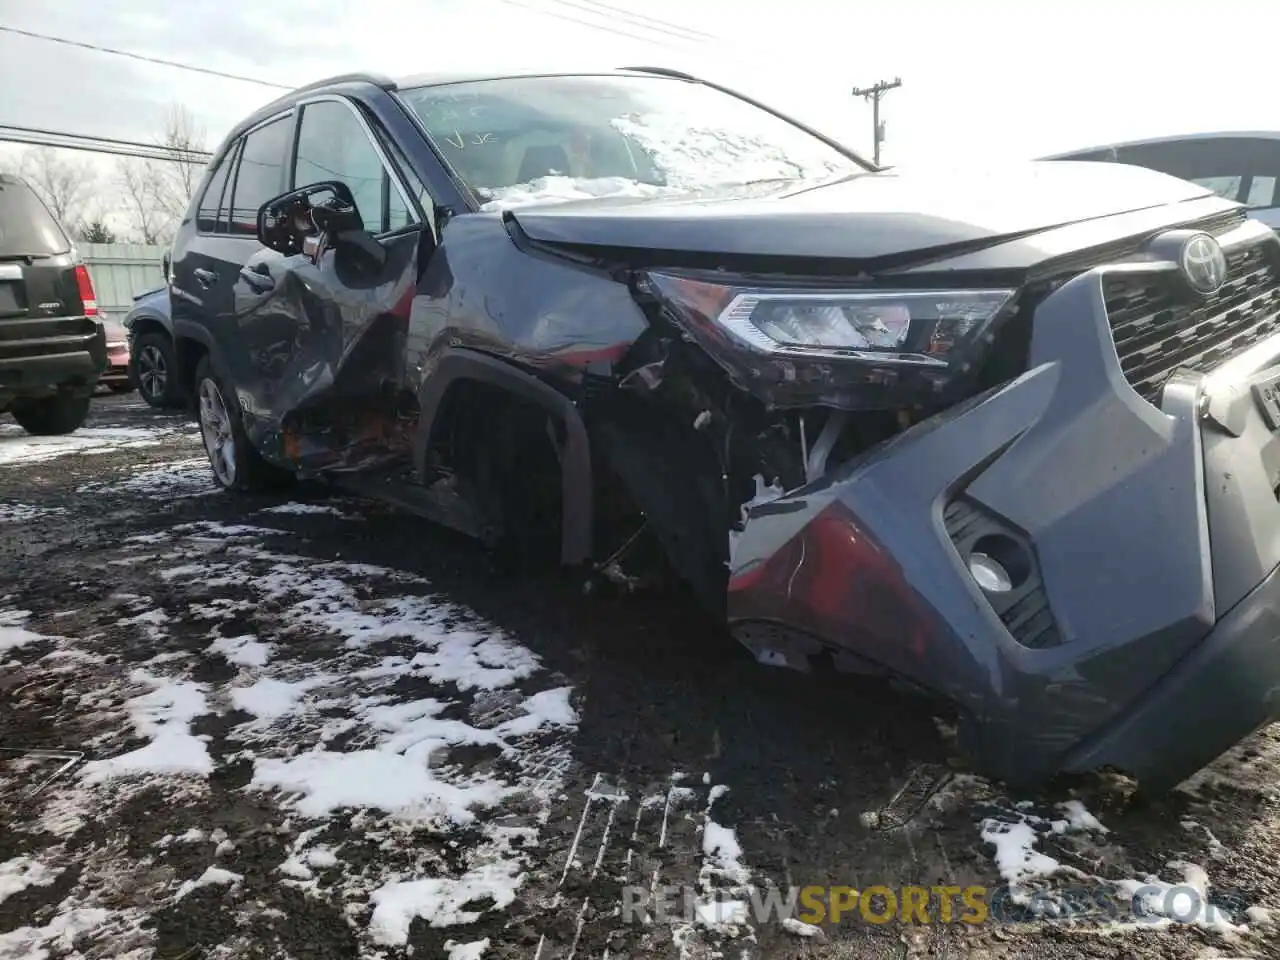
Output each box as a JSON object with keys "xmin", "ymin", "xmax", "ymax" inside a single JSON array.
[
  {"xmin": 194, "ymin": 356, "xmax": 294, "ymax": 493},
  {"xmin": 131, "ymin": 331, "xmax": 182, "ymax": 408},
  {"xmin": 10, "ymin": 394, "xmax": 91, "ymax": 436}
]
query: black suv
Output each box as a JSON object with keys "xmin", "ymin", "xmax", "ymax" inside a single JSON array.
[
  {"xmin": 171, "ymin": 68, "xmax": 1280, "ymax": 791},
  {"xmin": 0, "ymin": 174, "xmax": 106, "ymax": 434}
]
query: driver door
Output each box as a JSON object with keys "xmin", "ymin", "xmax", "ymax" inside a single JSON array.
[{"xmin": 233, "ymin": 96, "xmax": 429, "ymax": 473}]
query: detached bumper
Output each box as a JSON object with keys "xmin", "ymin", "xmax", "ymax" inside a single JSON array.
[
  {"xmin": 0, "ymin": 316, "xmax": 107, "ymax": 402},
  {"xmin": 728, "ymin": 218, "xmax": 1280, "ymax": 790}
]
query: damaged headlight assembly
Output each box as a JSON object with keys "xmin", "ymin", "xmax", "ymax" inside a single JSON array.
[{"xmin": 642, "ymin": 272, "xmax": 1018, "ymax": 407}]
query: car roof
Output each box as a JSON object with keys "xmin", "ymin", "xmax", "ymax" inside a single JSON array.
[{"xmin": 1044, "ymin": 130, "xmax": 1280, "ymax": 159}]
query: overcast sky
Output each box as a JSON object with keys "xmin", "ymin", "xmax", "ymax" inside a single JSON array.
[{"xmin": 1, "ymin": 0, "xmax": 1278, "ymax": 189}]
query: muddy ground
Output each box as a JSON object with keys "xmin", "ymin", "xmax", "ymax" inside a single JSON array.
[{"xmin": 0, "ymin": 393, "xmax": 1278, "ymax": 960}]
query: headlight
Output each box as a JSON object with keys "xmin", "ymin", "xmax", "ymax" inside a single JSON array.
[{"xmin": 645, "ymin": 273, "xmax": 1016, "ymax": 368}]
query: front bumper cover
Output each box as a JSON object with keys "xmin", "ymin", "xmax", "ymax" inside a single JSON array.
[{"xmin": 728, "ymin": 219, "xmax": 1280, "ymax": 789}]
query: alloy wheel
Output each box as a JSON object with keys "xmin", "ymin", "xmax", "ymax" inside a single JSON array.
[
  {"xmin": 138, "ymin": 344, "xmax": 168, "ymax": 401},
  {"xmin": 198, "ymin": 378, "xmax": 237, "ymax": 487}
]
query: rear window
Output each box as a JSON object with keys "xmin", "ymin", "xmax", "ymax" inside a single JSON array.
[{"xmin": 0, "ymin": 176, "xmax": 70, "ymax": 257}]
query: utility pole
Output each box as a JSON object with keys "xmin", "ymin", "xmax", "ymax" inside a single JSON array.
[{"xmin": 851, "ymin": 77, "xmax": 902, "ymax": 166}]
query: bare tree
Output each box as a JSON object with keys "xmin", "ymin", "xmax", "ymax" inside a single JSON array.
[
  {"xmin": 116, "ymin": 103, "xmax": 208, "ymax": 245},
  {"xmin": 15, "ymin": 147, "xmax": 98, "ymax": 232},
  {"xmin": 117, "ymin": 159, "xmax": 170, "ymax": 245}
]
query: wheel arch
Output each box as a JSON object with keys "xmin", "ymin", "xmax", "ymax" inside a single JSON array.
[
  {"xmin": 171, "ymin": 319, "xmax": 226, "ymax": 401},
  {"xmin": 413, "ymin": 348, "xmax": 593, "ymax": 566}
]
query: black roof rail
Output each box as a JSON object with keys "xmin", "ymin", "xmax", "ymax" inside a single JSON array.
[
  {"xmin": 247, "ymin": 71, "xmax": 399, "ymax": 123},
  {"xmin": 618, "ymin": 65, "xmax": 699, "ymax": 81},
  {"xmin": 289, "ymin": 71, "xmax": 399, "ymax": 96}
]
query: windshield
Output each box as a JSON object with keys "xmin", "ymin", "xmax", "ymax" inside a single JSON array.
[
  {"xmin": 0, "ymin": 176, "xmax": 70, "ymax": 257},
  {"xmin": 399, "ymin": 75, "xmax": 867, "ymax": 211}
]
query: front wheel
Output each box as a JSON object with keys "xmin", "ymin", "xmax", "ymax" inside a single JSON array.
[
  {"xmin": 195, "ymin": 357, "xmax": 293, "ymax": 493},
  {"xmin": 10, "ymin": 394, "xmax": 91, "ymax": 436},
  {"xmin": 131, "ymin": 331, "xmax": 183, "ymax": 408}
]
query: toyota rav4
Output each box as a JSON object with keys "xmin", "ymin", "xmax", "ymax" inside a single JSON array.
[{"xmin": 169, "ymin": 67, "xmax": 1280, "ymax": 791}]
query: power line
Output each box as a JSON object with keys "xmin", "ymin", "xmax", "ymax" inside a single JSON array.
[
  {"xmin": 0, "ymin": 124, "xmax": 212, "ymax": 159},
  {"xmin": 0, "ymin": 25, "xmax": 292, "ymax": 89},
  {"xmin": 0, "ymin": 126, "xmax": 211, "ymax": 164},
  {"xmin": 851, "ymin": 77, "xmax": 902, "ymax": 166},
  {"xmin": 491, "ymin": 0, "xmax": 685, "ymax": 46},
  {"xmin": 542, "ymin": 0, "xmax": 717, "ymax": 43}
]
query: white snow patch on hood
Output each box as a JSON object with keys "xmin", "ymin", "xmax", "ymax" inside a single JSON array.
[{"xmin": 478, "ymin": 175, "xmax": 674, "ymax": 212}]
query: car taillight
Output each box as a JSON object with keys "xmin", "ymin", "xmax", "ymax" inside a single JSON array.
[{"xmin": 75, "ymin": 263, "xmax": 98, "ymax": 317}]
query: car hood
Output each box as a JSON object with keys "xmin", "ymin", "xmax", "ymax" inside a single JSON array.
[{"xmin": 505, "ymin": 160, "xmax": 1217, "ymax": 263}]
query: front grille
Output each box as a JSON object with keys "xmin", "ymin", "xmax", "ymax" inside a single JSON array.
[{"xmin": 1103, "ymin": 242, "xmax": 1280, "ymax": 402}]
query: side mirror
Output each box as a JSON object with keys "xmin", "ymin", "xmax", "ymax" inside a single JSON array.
[
  {"xmin": 257, "ymin": 181, "xmax": 365, "ymax": 256},
  {"xmin": 257, "ymin": 181, "xmax": 387, "ymax": 273}
]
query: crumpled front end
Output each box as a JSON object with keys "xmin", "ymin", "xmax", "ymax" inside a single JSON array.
[{"xmin": 727, "ymin": 216, "xmax": 1280, "ymax": 789}]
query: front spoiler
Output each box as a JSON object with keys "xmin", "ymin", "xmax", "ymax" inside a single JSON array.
[{"xmin": 727, "ymin": 219, "xmax": 1280, "ymax": 788}]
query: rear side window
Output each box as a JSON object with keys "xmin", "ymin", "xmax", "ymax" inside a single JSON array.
[
  {"xmin": 0, "ymin": 177, "xmax": 70, "ymax": 257},
  {"xmin": 196, "ymin": 144, "xmax": 237, "ymax": 233},
  {"xmin": 1246, "ymin": 175, "xmax": 1278, "ymax": 209},
  {"xmin": 227, "ymin": 116, "xmax": 291, "ymax": 235}
]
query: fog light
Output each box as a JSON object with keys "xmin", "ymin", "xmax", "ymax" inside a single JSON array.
[{"xmin": 968, "ymin": 552, "xmax": 1013, "ymax": 593}]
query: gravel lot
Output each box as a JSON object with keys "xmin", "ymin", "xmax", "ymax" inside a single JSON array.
[{"xmin": 2, "ymin": 393, "xmax": 1279, "ymax": 960}]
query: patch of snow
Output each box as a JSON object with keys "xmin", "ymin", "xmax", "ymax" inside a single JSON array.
[
  {"xmin": 478, "ymin": 175, "xmax": 671, "ymax": 212},
  {"xmin": 208, "ymin": 634, "xmax": 273, "ymax": 667},
  {"xmin": 258, "ymin": 502, "xmax": 350, "ymax": 517},
  {"xmin": 81, "ymin": 672, "xmax": 212, "ymax": 782},
  {"xmin": 0, "ymin": 907, "xmax": 113, "ymax": 959},
  {"xmin": 0, "ymin": 502, "xmax": 66, "ymax": 523},
  {"xmin": 368, "ymin": 860, "xmax": 523, "ymax": 946},
  {"xmin": 781, "ymin": 917, "xmax": 823, "ymax": 938},
  {"xmin": 75, "ymin": 457, "xmax": 213, "ymax": 497},
  {"xmin": 1117, "ymin": 862, "xmax": 1245, "ymax": 935},
  {"xmin": 231, "ymin": 676, "xmax": 332, "ymax": 721},
  {"xmin": 174, "ymin": 865, "xmax": 243, "ymax": 900},
  {"xmin": 445, "ymin": 939, "xmax": 490, "ymax": 960},
  {"xmin": 0, "ymin": 856, "xmax": 60, "ymax": 905},
  {"xmin": 0, "ymin": 609, "xmax": 48, "ymax": 651},
  {"xmin": 0, "ymin": 424, "xmax": 190, "ymax": 466},
  {"xmin": 1246, "ymin": 905, "xmax": 1273, "ymax": 927},
  {"xmin": 979, "ymin": 801, "xmax": 1247, "ymax": 935},
  {"xmin": 250, "ymin": 747, "xmax": 510, "ymax": 823},
  {"xmin": 1059, "ymin": 799, "xmax": 1109, "ymax": 833}
]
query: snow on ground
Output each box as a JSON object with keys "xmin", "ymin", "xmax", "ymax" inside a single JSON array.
[
  {"xmin": 74, "ymin": 457, "xmax": 215, "ymax": 498},
  {"xmin": 978, "ymin": 796, "xmax": 1252, "ymax": 937},
  {"xmin": 0, "ymin": 423, "xmax": 196, "ymax": 466},
  {"xmin": 0, "ymin": 503, "xmax": 66, "ymax": 523},
  {"xmin": 258, "ymin": 502, "xmax": 354, "ymax": 518},
  {"xmin": 0, "ymin": 516, "xmax": 580, "ymax": 957}
]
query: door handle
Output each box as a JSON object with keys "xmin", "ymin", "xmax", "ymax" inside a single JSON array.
[
  {"xmin": 192, "ymin": 267, "xmax": 217, "ymax": 288},
  {"xmin": 238, "ymin": 266, "xmax": 275, "ymax": 293}
]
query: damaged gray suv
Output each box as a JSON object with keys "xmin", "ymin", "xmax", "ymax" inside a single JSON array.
[{"xmin": 169, "ymin": 67, "xmax": 1280, "ymax": 792}]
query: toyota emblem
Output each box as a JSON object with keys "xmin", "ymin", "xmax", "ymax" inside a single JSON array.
[{"xmin": 1179, "ymin": 233, "xmax": 1228, "ymax": 296}]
